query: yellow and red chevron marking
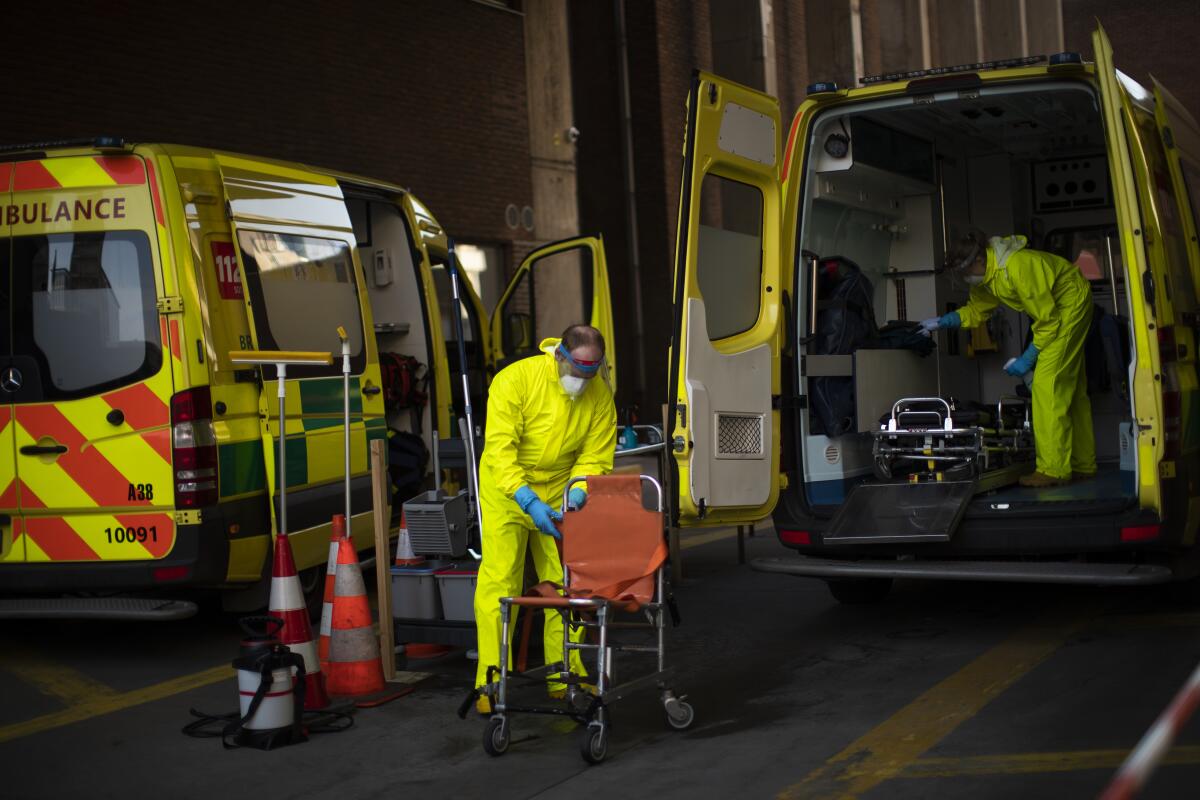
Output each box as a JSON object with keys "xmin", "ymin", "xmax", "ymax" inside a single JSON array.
[
  {"xmin": 0, "ymin": 407, "xmax": 15, "ymax": 509},
  {"xmin": 14, "ymin": 404, "xmax": 165, "ymax": 509},
  {"xmin": 0, "ymin": 162, "xmax": 11, "ymax": 191},
  {"xmin": 12, "ymin": 156, "xmax": 147, "ymax": 192},
  {"xmin": 17, "ymin": 512, "xmax": 175, "ymax": 563}
]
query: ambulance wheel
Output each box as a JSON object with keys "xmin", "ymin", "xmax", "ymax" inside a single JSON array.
[
  {"xmin": 827, "ymin": 578, "xmax": 892, "ymax": 605},
  {"xmin": 483, "ymin": 717, "xmax": 510, "ymax": 756},
  {"xmin": 298, "ymin": 565, "xmax": 324, "ymax": 622},
  {"xmin": 580, "ymin": 724, "xmax": 608, "ymax": 764}
]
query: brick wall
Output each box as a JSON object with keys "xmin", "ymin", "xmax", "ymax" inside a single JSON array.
[
  {"xmin": 1063, "ymin": 0, "xmax": 1200, "ymax": 119},
  {"xmin": 3, "ymin": 0, "xmax": 533, "ymax": 267}
]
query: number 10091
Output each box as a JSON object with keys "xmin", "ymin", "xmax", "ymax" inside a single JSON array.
[{"xmin": 105, "ymin": 526, "xmax": 158, "ymax": 544}]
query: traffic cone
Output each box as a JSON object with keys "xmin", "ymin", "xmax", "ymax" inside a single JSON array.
[
  {"xmin": 318, "ymin": 515, "xmax": 347, "ymax": 673},
  {"xmin": 326, "ymin": 537, "xmax": 386, "ymax": 697},
  {"xmin": 393, "ymin": 511, "xmax": 424, "ymax": 567},
  {"xmin": 268, "ymin": 532, "xmax": 331, "ymax": 710}
]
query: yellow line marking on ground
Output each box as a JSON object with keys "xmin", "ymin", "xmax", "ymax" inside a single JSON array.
[
  {"xmin": 778, "ymin": 602, "xmax": 1098, "ymax": 799},
  {"xmin": 680, "ymin": 528, "xmax": 740, "ymax": 550},
  {"xmin": 1100, "ymin": 611, "xmax": 1200, "ymax": 631},
  {"xmin": 0, "ymin": 663, "xmax": 432, "ymax": 745},
  {"xmin": 0, "ymin": 663, "xmax": 233, "ymax": 744},
  {"xmin": 0, "ymin": 647, "xmax": 119, "ymax": 706},
  {"xmin": 901, "ymin": 746, "xmax": 1200, "ymax": 778}
]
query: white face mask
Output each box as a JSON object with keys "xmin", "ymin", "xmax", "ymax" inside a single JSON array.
[
  {"xmin": 560, "ymin": 375, "xmax": 588, "ymax": 398},
  {"xmin": 964, "ymin": 274, "xmax": 984, "ymax": 286}
]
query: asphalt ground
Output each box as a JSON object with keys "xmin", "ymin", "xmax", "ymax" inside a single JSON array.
[{"xmin": 3, "ymin": 527, "xmax": 1200, "ymax": 799}]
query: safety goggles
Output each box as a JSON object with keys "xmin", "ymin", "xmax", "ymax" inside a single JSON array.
[{"xmin": 557, "ymin": 343, "xmax": 602, "ymax": 377}]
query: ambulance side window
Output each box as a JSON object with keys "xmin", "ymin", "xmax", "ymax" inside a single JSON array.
[
  {"xmin": 237, "ymin": 231, "xmax": 364, "ymax": 379},
  {"xmin": 697, "ymin": 174, "xmax": 763, "ymax": 340},
  {"xmin": 502, "ymin": 247, "xmax": 593, "ymax": 360}
]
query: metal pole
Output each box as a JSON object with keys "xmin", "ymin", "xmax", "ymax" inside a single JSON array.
[
  {"xmin": 448, "ymin": 241, "xmax": 485, "ymax": 544},
  {"xmin": 431, "ymin": 428, "xmax": 440, "ymax": 498},
  {"xmin": 615, "ymin": 0, "xmax": 647, "ymax": 403},
  {"xmin": 277, "ymin": 363, "xmax": 288, "ymax": 538},
  {"xmin": 339, "ymin": 326, "xmax": 352, "ymax": 538}
]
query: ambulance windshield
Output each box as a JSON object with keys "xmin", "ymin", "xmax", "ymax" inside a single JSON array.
[{"xmin": 8, "ymin": 230, "xmax": 162, "ymax": 400}]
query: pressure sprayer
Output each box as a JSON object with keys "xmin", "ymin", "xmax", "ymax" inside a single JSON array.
[
  {"xmin": 228, "ymin": 616, "xmax": 306, "ymax": 749},
  {"xmin": 447, "ymin": 241, "xmax": 485, "ymax": 557}
]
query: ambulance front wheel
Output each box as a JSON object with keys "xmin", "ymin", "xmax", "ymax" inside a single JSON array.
[{"xmin": 827, "ymin": 578, "xmax": 892, "ymax": 605}]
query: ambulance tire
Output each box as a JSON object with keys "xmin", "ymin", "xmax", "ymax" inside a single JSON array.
[
  {"xmin": 827, "ymin": 578, "xmax": 892, "ymax": 605},
  {"xmin": 299, "ymin": 565, "xmax": 325, "ymax": 622}
]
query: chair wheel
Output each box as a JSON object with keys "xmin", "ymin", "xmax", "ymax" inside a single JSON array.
[
  {"xmin": 664, "ymin": 698, "xmax": 695, "ymax": 730},
  {"xmin": 483, "ymin": 717, "xmax": 510, "ymax": 756},
  {"xmin": 580, "ymin": 724, "xmax": 608, "ymax": 764}
]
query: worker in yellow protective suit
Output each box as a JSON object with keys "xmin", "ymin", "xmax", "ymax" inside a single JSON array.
[
  {"xmin": 922, "ymin": 231, "xmax": 1096, "ymax": 487},
  {"xmin": 473, "ymin": 325, "xmax": 617, "ymax": 713}
]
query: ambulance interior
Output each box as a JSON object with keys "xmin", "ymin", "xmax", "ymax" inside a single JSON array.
[
  {"xmin": 793, "ymin": 81, "xmax": 1134, "ymax": 510},
  {"xmin": 346, "ymin": 191, "xmax": 439, "ymax": 502}
]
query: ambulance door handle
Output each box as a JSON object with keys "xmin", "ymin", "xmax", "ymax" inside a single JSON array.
[
  {"xmin": 362, "ymin": 383, "xmax": 381, "ymax": 396},
  {"xmin": 20, "ymin": 444, "xmax": 68, "ymax": 456}
]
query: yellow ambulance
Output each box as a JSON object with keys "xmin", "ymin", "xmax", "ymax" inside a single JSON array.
[
  {"xmin": 0, "ymin": 140, "xmax": 613, "ymax": 616},
  {"xmin": 669, "ymin": 26, "xmax": 1200, "ymax": 601}
]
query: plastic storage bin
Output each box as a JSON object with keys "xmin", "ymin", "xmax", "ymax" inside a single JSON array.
[
  {"xmin": 435, "ymin": 565, "xmax": 479, "ymax": 621},
  {"xmin": 391, "ymin": 565, "xmax": 442, "ymax": 620}
]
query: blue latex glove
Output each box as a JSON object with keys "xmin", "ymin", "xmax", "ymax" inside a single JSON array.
[
  {"xmin": 1004, "ymin": 344, "xmax": 1040, "ymax": 377},
  {"xmin": 919, "ymin": 317, "xmax": 941, "ymax": 335},
  {"xmin": 514, "ymin": 485, "xmax": 562, "ymax": 539},
  {"xmin": 939, "ymin": 310, "xmax": 962, "ymax": 329},
  {"xmin": 567, "ymin": 487, "xmax": 587, "ymax": 511}
]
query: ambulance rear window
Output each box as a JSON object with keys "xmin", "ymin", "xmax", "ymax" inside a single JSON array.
[{"xmin": 10, "ymin": 231, "xmax": 161, "ymax": 400}]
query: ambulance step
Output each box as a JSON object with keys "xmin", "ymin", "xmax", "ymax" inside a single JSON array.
[
  {"xmin": 0, "ymin": 597, "xmax": 198, "ymax": 620},
  {"xmin": 823, "ymin": 480, "xmax": 976, "ymax": 545},
  {"xmin": 752, "ymin": 556, "xmax": 1173, "ymax": 586}
]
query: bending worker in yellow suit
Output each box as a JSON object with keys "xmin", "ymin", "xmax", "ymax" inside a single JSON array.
[
  {"xmin": 922, "ymin": 230, "xmax": 1096, "ymax": 487},
  {"xmin": 474, "ymin": 325, "xmax": 617, "ymax": 713}
]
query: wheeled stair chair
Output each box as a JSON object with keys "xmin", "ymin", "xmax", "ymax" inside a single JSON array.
[{"xmin": 474, "ymin": 473, "xmax": 694, "ymax": 764}]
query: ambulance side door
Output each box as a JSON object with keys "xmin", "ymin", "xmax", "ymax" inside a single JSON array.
[
  {"xmin": 0, "ymin": 163, "xmax": 16, "ymax": 563},
  {"xmin": 489, "ymin": 236, "xmax": 617, "ymax": 393},
  {"xmin": 1094, "ymin": 24, "xmax": 1163, "ymax": 515},
  {"xmin": 215, "ymin": 155, "xmax": 385, "ymax": 557},
  {"xmin": 667, "ymin": 72, "xmax": 783, "ymax": 527}
]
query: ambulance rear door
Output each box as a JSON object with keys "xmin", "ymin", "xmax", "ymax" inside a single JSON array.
[
  {"xmin": 489, "ymin": 236, "xmax": 617, "ymax": 393},
  {"xmin": 215, "ymin": 155, "xmax": 386, "ymax": 561},
  {"xmin": 667, "ymin": 72, "xmax": 784, "ymax": 527},
  {"xmin": 0, "ymin": 162, "xmax": 17, "ymax": 563},
  {"xmin": 8, "ymin": 154, "xmax": 177, "ymax": 566},
  {"xmin": 1094, "ymin": 24, "xmax": 1163, "ymax": 514}
]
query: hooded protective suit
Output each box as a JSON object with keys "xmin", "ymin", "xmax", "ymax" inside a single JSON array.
[
  {"xmin": 955, "ymin": 235, "xmax": 1096, "ymax": 479},
  {"xmin": 474, "ymin": 338, "xmax": 617, "ymax": 691}
]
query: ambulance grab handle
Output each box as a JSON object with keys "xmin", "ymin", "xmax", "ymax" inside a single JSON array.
[{"xmin": 20, "ymin": 444, "xmax": 68, "ymax": 456}]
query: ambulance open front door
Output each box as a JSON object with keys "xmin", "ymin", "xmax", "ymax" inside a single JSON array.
[
  {"xmin": 490, "ymin": 236, "xmax": 616, "ymax": 392},
  {"xmin": 667, "ymin": 72, "xmax": 784, "ymax": 528}
]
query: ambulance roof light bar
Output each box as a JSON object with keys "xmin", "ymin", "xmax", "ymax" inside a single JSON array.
[
  {"xmin": 0, "ymin": 136, "xmax": 128, "ymax": 155},
  {"xmin": 859, "ymin": 54, "xmax": 1049, "ymax": 86}
]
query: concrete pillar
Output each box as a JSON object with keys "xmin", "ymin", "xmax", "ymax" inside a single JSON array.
[{"xmin": 523, "ymin": 0, "xmax": 584, "ymax": 335}]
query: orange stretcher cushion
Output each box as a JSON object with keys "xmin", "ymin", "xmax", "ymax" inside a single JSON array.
[{"xmin": 558, "ymin": 474, "xmax": 667, "ymax": 610}]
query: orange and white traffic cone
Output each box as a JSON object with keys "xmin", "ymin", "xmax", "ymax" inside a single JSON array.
[
  {"xmin": 326, "ymin": 537, "xmax": 386, "ymax": 698},
  {"xmin": 269, "ymin": 532, "xmax": 331, "ymax": 710},
  {"xmin": 393, "ymin": 511, "xmax": 424, "ymax": 567},
  {"xmin": 318, "ymin": 515, "xmax": 347, "ymax": 673}
]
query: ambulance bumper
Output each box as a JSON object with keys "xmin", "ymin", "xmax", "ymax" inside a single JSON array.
[{"xmin": 0, "ymin": 498, "xmax": 265, "ymax": 593}]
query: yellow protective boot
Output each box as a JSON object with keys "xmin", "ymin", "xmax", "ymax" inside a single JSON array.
[{"xmin": 1019, "ymin": 471, "xmax": 1069, "ymax": 488}]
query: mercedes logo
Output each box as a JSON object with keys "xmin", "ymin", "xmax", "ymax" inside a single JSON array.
[{"xmin": 1, "ymin": 367, "xmax": 21, "ymax": 393}]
